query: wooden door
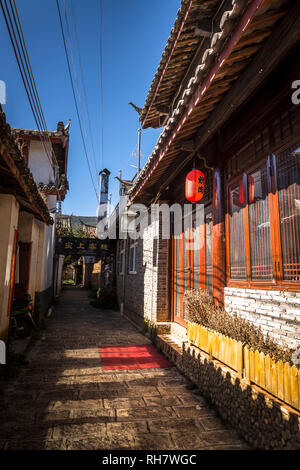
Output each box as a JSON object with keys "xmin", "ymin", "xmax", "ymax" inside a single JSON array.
[
  {"xmin": 19, "ymin": 242, "xmax": 32, "ymax": 292},
  {"xmin": 8, "ymin": 230, "xmax": 18, "ymax": 317},
  {"xmin": 205, "ymin": 211, "xmax": 213, "ymax": 295},
  {"xmin": 173, "ymin": 233, "xmax": 185, "ymax": 325},
  {"xmin": 172, "ymin": 208, "xmax": 214, "ymax": 325},
  {"xmin": 172, "ymin": 217, "xmax": 200, "ymax": 325}
]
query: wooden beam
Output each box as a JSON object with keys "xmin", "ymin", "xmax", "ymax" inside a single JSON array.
[
  {"xmin": 179, "ymin": 139, "xmax": 196, "ymax": 152},
  {"xmin": 219, "ymin": 55, "xmax": 300, "ymax": 157},
  {"xmin": 11, "ymin": 133, "xmax": 63, "ymax": 144},
  {"xmin": 142, "ymin": 0, "xmax": 194, "ymax": 127},
  {"xmin": 154, "ymin": 105, "xmax": 169, "ymax": 115},
  {"xmin": 132, "ymin": 0, "xmax": 265, "ymax": 199},
  {"xmin": 0, "ymin": 143, "xmax": 50, "ymax": 224},
  {"xmin": 195, "ymin": 1, "xmax": 300, "ymax": 150},
  {"xmin": 194, "ymin": 19, "xmax": 212, "ymax": 37},
  {"xmin": 0, "ymin": 187, "xmax": 17, "ymax": 196}
]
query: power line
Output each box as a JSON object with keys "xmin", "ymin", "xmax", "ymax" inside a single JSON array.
[
  {"xmin": 56, "ymin": 0, "xmax": 99, "ymax": 201},
  {"xmin": 69, "ymin": 0, "xmax": 98, "ymax": 175},
  {"xmin": 63, "ymin": 0, "xmax": 97, "ymax": 179},
  {"xmin": 1, "ymin": 0, "xmax": 63, "ymax": 209},
  {"xmin": 0, "ymin": 0, "xmax": 57, "ymax": 171},
  {"xmin": 99, "ymin": 0, "xmax": 104, "ymax": 169},
  {"xmin": 11, "ymin": 0, "xmax": 59, "ymax": 170}
]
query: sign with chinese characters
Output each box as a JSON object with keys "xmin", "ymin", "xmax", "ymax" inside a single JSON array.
[{"xmin": 56, "ymin": 237, "xmax": 110, "ymax": 256}]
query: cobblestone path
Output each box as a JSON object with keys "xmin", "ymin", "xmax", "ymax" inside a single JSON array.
[{"xmin": 0, "ymin": 287, "xmax": 248, "ymax": 450}]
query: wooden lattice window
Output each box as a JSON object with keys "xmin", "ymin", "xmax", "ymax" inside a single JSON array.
[
  {"xmin": 118, "ymin": 240, "xmax": 125, "ymax": 275},
  {"xmin": 205, "ymin": 212, "xmax": 213, "ymax": 295},
  {"xmin": 248, "ymin": 165, "xmax": 273, "ymax": 281},
  {"xmin": 172, "ymin": 204, "xmax": 213, "ymax": 326},
  {"xmin": 128, "ymin": 239, "xmax": 137, "ymax": 274},
  {"xmin": 277, "ymin": 146, "xmax": 300, "ymax": 281},
  {"xmin": 192, "ymin": 216, "xmax": 200, "ymax": 290},
  {"xmin": 228, "ymin": 183, "xmax": 247, "ymax": 280},
  {"xmin": 175, "ymin": 235, "xmax": 182, "ymax": 319},
  {"xmin": 227, "ymin": 146, "xmax": 300, "ymax": 287}
]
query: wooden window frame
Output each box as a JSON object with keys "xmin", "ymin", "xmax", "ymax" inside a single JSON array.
[
  {"xmin": 204, "ymin": 206, "xmax": 213, "ymax": 295},
  {"xmin": 128, "ymin": 238, "xmax": 137, "ymax": 275},
  {"xmin": 171, "ymin": 202, "xmax": 213, "ymax": 327},
  {"xmin": 8, "ymin": 230, "xmax": 18, "ymax": 317},
  {"xmin": 225, "ymin": 150, "xmax": 300, "ymax": 291},
  {"xmin": 119, "ymin": 240, "xmax": 125, "ymax": 275},
  {"xmin": 18, "ymin": 241, "xmax": 33, "ymax": 292}
]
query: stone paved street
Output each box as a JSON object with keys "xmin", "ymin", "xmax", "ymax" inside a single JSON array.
[{"xmin": 0, "ymin": 287, "xmax": 248, "ymax": 450}]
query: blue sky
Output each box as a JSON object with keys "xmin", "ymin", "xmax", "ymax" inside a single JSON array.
[{"xmin": 0, "ymin": 0, "xmax": 180, "ymax": 215}]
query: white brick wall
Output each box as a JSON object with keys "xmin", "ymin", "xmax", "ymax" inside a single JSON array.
[
  {"xmin": 224, "ymin": 287, "xmax": 300, "ymax": 348},
  {"xmin": 116, "ymin": 213, "xmax": 169, "ymax": 325}
]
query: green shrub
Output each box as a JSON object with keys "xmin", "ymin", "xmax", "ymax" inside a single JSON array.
[
  {"xmin": 90, "ymin": 287, "xmax": 118, "ymax": 310},
  {"xmin": 142, "ymin": 320, "xmax": 149, "ymax": 334},
  {"xmin": 184, "ymin": 288, "xmax": 296, "ymax": 365},
  {"xmin": 62, "ymin": 279, "xmax": 74, "ymax": 285}
]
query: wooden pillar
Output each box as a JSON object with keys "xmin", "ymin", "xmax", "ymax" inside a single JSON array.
[
  {"xmin": 0, "ymin": 195, "xmax": 19, "ymax": 343},
  {"xmin": 212, "ymin": 166, "xmax": 226, "ymax": 307}
]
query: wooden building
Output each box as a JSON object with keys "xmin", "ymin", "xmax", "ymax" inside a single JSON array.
[
  {"xmin": 12, "ymin": 122, "xmax": 70, "ymax": 315},
  {"xmin": 116, "ymin": 0, "xmax": 300, "ymax": 348},
  {"xmin": 0, "ymin": 108, "xmax": 56, "ymax": 343}
]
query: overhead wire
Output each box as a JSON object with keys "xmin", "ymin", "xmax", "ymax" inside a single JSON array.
[
  {"xmin": 56, "ymin": 0, "xmax": 99, "ymax": 201},
  {"xmin": 1, "ymin": 0, "xmax": 63, "ymax": 210},
  {"xmin": 0, "ymin": 0, "xmax": 56, "ymax": 171},
  {"xmin": 99, "ymin": 0, "xmax": 104, "ymax": 170},
  {"xmin": 3, "ymin": 0, "xmax": 105, "ymax": 205},
  {"xmin": 69, "ymin": 0, "xmax": 98, "ymax": 175},
  {"xmin": 63, "ymin": 0, "xmax": 98, "ymax": 179},
  {"xmin": 11, "ymin": 0, "xmax": 60, "ymax": 171}
]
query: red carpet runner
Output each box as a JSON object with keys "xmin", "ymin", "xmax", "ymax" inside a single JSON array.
[{"xmin": 99, "ymin": 344, "xmax": 171, "ymax": 370}]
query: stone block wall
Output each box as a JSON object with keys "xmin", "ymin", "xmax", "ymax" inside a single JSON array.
[
  {"xmin": 224, "ymin": 287, "xmax": 300, "ymax": 348},
  {"xmin": 170, "ymin": 322, "xmax": 188, "ymax": 343},
  {"xmin": 116, "ymin": 214, "xmax": 169, "ymax": 327}
]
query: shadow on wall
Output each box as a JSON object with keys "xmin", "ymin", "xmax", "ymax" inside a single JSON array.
[{"xmin": 118, "ymin": 238, "xmax": 146, "ymax": 330}]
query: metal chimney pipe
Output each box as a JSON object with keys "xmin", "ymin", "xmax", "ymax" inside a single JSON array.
[{"xmin": 99, "ymin": 168, "xmax": 111, "ymax": 207}]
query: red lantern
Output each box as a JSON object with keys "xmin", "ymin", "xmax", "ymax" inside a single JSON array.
[
  {"xmin": 185, "ymin": 169, "xmax": 205, "ymax": 202},
  {"xmin": 239, "ymin": 175, "xmax": 255, "ymax": 205}
]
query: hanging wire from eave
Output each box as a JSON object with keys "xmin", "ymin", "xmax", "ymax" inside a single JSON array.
[
  {"xmin": 4, "ymin": 0, "xmax": 63, "ymax": 210},
  {"xmin": 10, "ymin": 0, "xmax": 60, "ymax": 171},
  {"xmin": 99, "ymin": 0, "xmax": 104, "ymax": 170},
  {"xmin": 0, "ymin": 0, "xmax": 57, "ymax": 171},
  {"xmin": 3, "ymin": 0, "xmax": 57, "ymax": 169},
  {"xmin": 56, "ymin": 0, "xmax": 99, "ymax": 201},
  {"xmin": 69, "ymin": 0, "xmax": 98, "ymax": 176},
  {"xmin": 63, "ymin": 0, "xmax": 98, "ymax": 180}
]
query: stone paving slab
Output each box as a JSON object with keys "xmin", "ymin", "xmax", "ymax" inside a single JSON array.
[
  {"xmin": 0, "ymin": 287, "xmax": 249, "ymax": 450},
  {"xmin": 133, "ymin": 432, "xmax": 175, "ymax": 450}
]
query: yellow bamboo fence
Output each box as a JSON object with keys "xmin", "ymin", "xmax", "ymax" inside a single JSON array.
[
  {"xmin": 187, "ymin": 322, "xmax": 243, "ymax": 377},
  {"xmin": 243, "ymin": 346, "xmax": 300, "ymax": 411},
  {"xmin": 187, "ymin": 322, "xmax": 300, "ymax": 412}
]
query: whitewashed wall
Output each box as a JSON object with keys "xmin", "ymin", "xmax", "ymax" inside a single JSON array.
[
  {"xmin": 27, "ymin": 141, "xmax": 57, "ymax": 298},
  {"xmin": 28, "ymin": 140, "xmax": 55, "ymax": 184}
]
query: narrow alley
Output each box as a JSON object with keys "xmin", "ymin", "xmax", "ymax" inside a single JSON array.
[{"xmin": 0, "ymin": 287, "xmax": 247, "ymax": 450}]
